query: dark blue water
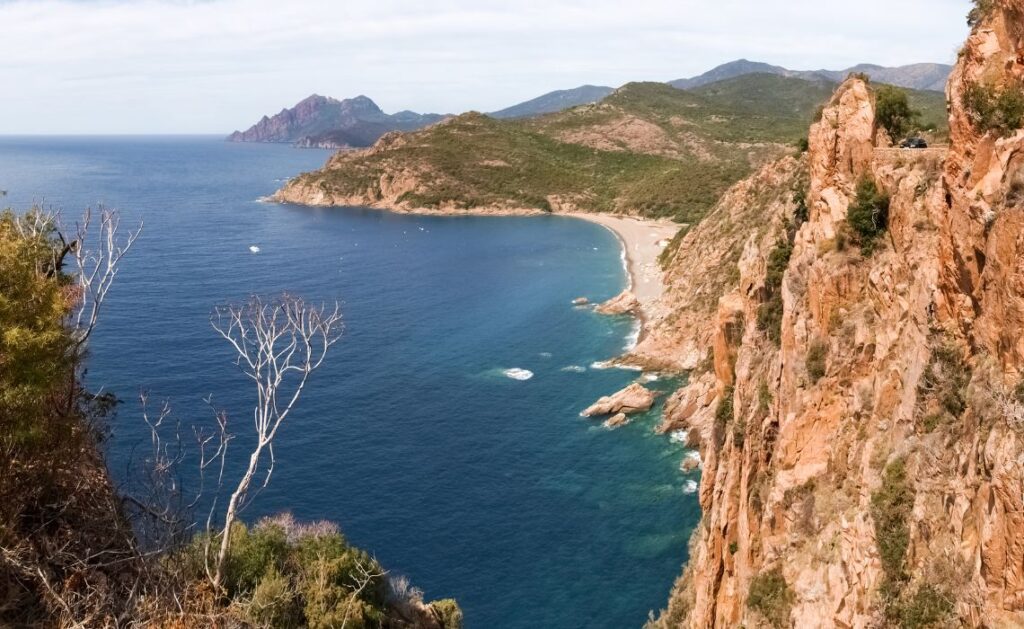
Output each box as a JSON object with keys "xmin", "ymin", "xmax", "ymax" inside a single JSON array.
[{"xmin": 0, "ymin": 136, "xmax": 700, "ymax": 628}]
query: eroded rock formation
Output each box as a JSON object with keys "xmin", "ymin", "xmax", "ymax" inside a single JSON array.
[
  {"xmin": 582, "ymin": 382, "xmax": 656, "ymax": 417},
  {"xmin": 650, "ymin": 2, "xmax": 1024, "ymax": 626}
]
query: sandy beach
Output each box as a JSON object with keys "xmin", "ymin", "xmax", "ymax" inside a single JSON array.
[{"xmin": 566, "ymin": 213, "xmax": 681, "ymax": 308}]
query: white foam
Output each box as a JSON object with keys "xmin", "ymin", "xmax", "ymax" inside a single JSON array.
[
  {"xmin": 589, "ymin": 360, "xmax": 643, "ymax": 372},
  {"xmin": 682, "ymin": 480, "xmax": 699, "ymax": 494},
  {"xmin": 249, "ymin": 245, "xmax": 261, "ymax": 254},
  {"xmin": 669, "ymin": 430, "xmax": 689, "ymax": 444},
  {"xmin": 623, "ymin": 319, "xmax": 641, "ymax": 351},
  {"xmin": 561, "ymin": 365, "xmax": 586, "ymax": 373},
  {"xmin": 539, "ymin": 352, "xmax": 553, "ymax": 359},
  {"xmin": 682, "ymin": 450, "xmax": 702, "ymax": 469},
  {"xmin": 504, "ymin": 368, "xmax": 534, "ymax": 381},
  {"xmin": 642, "ymin": 373, "xmax": 659, "ymax": 382}
]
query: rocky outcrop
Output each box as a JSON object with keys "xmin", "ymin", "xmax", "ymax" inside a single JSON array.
[
  {"xmin": 595, "ymin": 290, "xmax": 640, "ymax": 315},
  {"xmin": 582, "ymin": 383, "xmax": 655, "ymax": 417},
  {"xmin": 603, "ymin": 413, "xmax": 630, "ymax": 428},
  {"xmin": 651, "ymin": 3, "xmax": 1024, "ymax": 627}
]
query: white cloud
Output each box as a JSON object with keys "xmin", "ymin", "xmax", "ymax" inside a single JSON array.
[{"xmin": 0, "ymin": 0, "xmax": 972, "ymax": 133}]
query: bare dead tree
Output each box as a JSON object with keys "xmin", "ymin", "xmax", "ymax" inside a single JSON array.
[
  {"xmin": 68, "ymin": 207, "xmax": 142, "ymax": 351},
  {"xmin": 208, "ymin": 294, "xmax": 343, "ymax": 591}
]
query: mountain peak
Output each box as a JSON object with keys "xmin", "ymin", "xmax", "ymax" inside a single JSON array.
[{"xmin": 670, "ymin": 59, "xmax": 952, "ymax": 92}]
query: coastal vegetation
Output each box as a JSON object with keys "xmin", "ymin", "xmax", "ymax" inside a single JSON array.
[
  {"xmin": 962, "ymin": 80, "xmax": 1024, "ymax": 136},
  {"xmin": 746, "ymin": 567, "xmax": 794, "ymax": 628},
  {"xmin": 847, "ymin": 177, "xmax": 890, "ymax": 255},
  {"xmin": 0, "ymin": 207, "xmax": 460, "ymax": 627},
  {"xmin": 279, "ymin": 75, "xmax": 946, "ymax": 224}
]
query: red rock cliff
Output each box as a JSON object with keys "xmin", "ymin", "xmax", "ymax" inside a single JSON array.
[{"xmin": 650, "ymin": 2, "xmax": 1024, "ymax": 626}]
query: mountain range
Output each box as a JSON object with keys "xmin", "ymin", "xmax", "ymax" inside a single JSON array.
[
  {"xmin": 226, "ymin": 94, "xmax": 446, "ymax": 147},
  {"xmin": 230, "ymin": 59, "xmax": 952, "ymax": 148},
  {"xmin": 669, "ymin": 58, "xmax": 952, "ymax": 91},
  {"xmin": 488, "ymin": 85, "xmax": 615, "ymax": 119}
]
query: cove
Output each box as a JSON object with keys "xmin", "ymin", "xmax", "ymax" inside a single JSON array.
[{"xmin": 0, "ymin": 136, "xmax": 701, "ymax": 628}]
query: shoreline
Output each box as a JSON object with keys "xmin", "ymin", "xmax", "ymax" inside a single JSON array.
[
  {"xmin": 266, "ymin": 196, "xmax": 681, "ymax": 351},
  {"xmin": 562, "ymin": 213, "xmax": 679, "ymax": 308}
]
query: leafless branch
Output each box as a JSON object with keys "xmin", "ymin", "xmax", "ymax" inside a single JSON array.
[
  {"xmin": 207, "ymin": 294, "xmax": 343, "ymax": 591},
  {"xmin": 67, "ymin": 207, "xmax": 142, "ymax": 351}
]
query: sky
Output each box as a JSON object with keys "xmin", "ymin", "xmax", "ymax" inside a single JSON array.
[{"xmin": 0, "ymin": 0, "xmax": 973, "ymax": 134}]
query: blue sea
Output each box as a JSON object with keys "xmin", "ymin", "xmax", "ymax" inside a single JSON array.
[{"xmin": 0, "ymin": 136, "xmax": 700, "ymax": 628}]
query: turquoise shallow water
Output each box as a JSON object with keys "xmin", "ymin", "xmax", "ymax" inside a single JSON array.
[{"xmin": 0, "ymin": 136, "xmax": 701, "ymax": 628}]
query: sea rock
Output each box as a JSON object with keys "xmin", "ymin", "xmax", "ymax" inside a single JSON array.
[
  {"xmin": 595, "ymin": 290, "xmax": 640, "ymax": 315},
  {"xmin": 582, "ymin": 383, "xmax": 655, "ymax": 417},
  {"xmin": 603, "ymin": 413, "xmax": 629, "ymax": 428},
  {"xmin": 572, "ymin": 297, "xmax": 590, "ymax": 305},
  {"xmin": 679, "ymin": 451, "xmax": 702, "ymax": 472}
]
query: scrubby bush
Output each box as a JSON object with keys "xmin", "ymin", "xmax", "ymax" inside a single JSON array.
[
  {"xmin": 432, "ymin": 598, "xmax": 464, "ymax": 629},
  {"xmin": 714, "ymin": 385, "xmax": 735, "ymax": 449},
  {"xmin": 963, "ymin": 81, "xmax": 1024, "ymax": 136},
  {"xmin": 226, "ymin": 520, "xmax": 290, "ymax": 596},
  {"xmin": 806, "ymin": 340, "xmax": 828, "ymax": 383},
  {"xmin": 875, "ymin": 86, "xmax": 921, "ymax": 142},
  {"xmin": 747, "ymin": 567, "xmax": 794, "ymax": 628},
  {"xmin": 967, "ymin": 0, "xmax": 996, "ymax": 26},
  {"xmin": 917, "ymin": 343, "xmax": 971, "ymax": 431},
  {"xmin": 848, "ymin": 177, "xmax": 890, "ymax": 254},
  {"xmin": 179, "ymin": 515, "xmax": 454, "ymax": 628},
  {"xmin": 896, "ymin": 583, "xmax": 955, "ymax": 628},
  {"xmin": 658, "ymin": 226, "xmax": 689, "ymax": 269},
  {"xmin": 757, "ymin": 241, "xmax": 793, "ymax": 345},
  {"xmin": 246, "ymin": 566, "xmax": 301, "ymax": 628},
  {"xmin": 871, "ymin": 459, "xmax": 913, "ymax": 584},
  {"xmin": 792, "ymin": 188, "xmax": 809, "ymax": 226}
]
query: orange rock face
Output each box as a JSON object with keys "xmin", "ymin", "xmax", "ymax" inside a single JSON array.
[{"xmin": 650, "ymin": 3, "xmax": 1024, "ymax": 627}]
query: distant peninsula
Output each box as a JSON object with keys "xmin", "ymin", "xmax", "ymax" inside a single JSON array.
[{"xmin": 227, "ymin": 94, "xmax": 447, "ymax": 148}]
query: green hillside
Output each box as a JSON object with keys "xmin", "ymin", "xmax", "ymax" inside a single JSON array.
[{"xmin": 283, "ymin": 75, "xmax": 949, "ymax": 223}]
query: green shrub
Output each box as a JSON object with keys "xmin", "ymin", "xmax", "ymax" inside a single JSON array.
[
  {"xmin": 729, "ymin": 541, "xmax": 739, "ymax": 555},
  {"xmin": 431, "ymin": 598, "xmax": 464, "ymax": 629},
  {"xmin": 917, "ymin": 343, "xmax": 970, "ymax": 428},
  {"xmin": 747, "ymin": 567, "xmax": 794, "ymax": 628},
  {"xmin": 757, "ymin": 380, "xmax": 773, "ymax": 416},
  {"xmin": 714, "ymin": 385, "xmax": 735, "ymax": 448},
  {"xmin": 247, "ymin": 566, "xmax": 301, "ymax": 628},
  {"xmin": 967, "ymin": 0, "xmax": 996, "ymax": 26},
  {"xmin": 792, "ymin": 188, "xmax": 809, "ymax": 226},
  {"xmin": 176, "ymin": 515, "xmax": 449, "ymax": 628},
  {"xmin": 896, "ymin": 583, "xmax": 955, "ymax": 628},
  {"xmin": 226, "ymin": 520, "xmax": 290, "ymax": 595},
  {"xmin": 796, "ymin": 137, "xmax": 810, "ymax": 153},
  {"xmin": 875, "ymin": 86, "xmax": 921, "ymax": 141},
  {"xmin": 757, "ymin": 241, "xmax": 793, "ymax": 345},
  {"xmin": 871, "ymin": 459, "xmax": 914, "ymax": 583},
  {"xmin": 963, "ymin": 81, "xmax": 1024, "ymax": 136},
  {"xmin": 658, "ymin": 226, "xmax": 689, "ymax": 269},
  {"xmin": 806, "ymin": 340, "xmax": 828, "ymax": 383},
  {"xmin": 848, "ymin": 177, "xmax": 890, "ymax": 254}
]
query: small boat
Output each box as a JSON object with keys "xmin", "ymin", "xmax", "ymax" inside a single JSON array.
[{"xmin": 249, "ymin": 245, "xmax": 261, "ymax": 254}]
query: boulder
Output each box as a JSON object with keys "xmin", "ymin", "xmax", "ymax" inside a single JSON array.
[
  {"xmin": 583, "ymin": 383, "xmax": 655, "ymax": 417},
  {"xmin": 572, "ymin": 297, "xmax": 590, "ymax": 305},
  {"xmin": 595, "ymin": 290, "xmax": 640, "ymax": 315},
  {"xmin": 603, "ymin": 413, "xmax": 630, "ymax": 428}
]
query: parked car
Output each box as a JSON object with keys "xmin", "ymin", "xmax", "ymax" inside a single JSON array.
[{"xmin": 900, "ymin": 137, "xmax": 928, "ymax": 149}]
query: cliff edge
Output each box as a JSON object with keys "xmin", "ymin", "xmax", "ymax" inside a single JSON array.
[{"xmin": 650, "ymin": 2, "xmax": 1024, "ymax": 626}]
